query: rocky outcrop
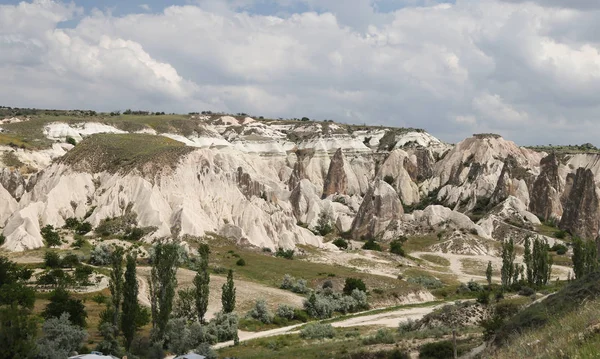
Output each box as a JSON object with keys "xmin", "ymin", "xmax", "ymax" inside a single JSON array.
[
  {"xmin": 560, "ymin": 168, "xmax": 600, "ymax": 240},
  {"xmin": 0, "ymin": 168, "xmax": 26, "ymax": 200},
  {"xmin": 377, "ymin": 149, "xmax": 420, "ymax": 205},
  {"xmin": 350, "ymin": 180, "xmax": 403, "ymax": 239},
  {"xmin": 323, "ymin": 148, "xmax": 348, "ymax": 196},
  {"xmin": 529, "ymin": 153, "xmax": 563, "ymax": 220},
  {"xmin": 432, "ymin": 135, "xmax": 541, "ymax": 210}
]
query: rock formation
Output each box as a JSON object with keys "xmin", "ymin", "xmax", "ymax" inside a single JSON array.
[
  {"xmin": 529, "ymin": 153, "xmax": 563, "ymax": 220},
  {"xmin": 560, "ymin": 168, "xmax": 600, "ymax": 240},
  {"xmin": 350, "ymin": 180, "xmax": 403, "ymax": 239},
  {"xmin": 323, "ymin": 148, "xmax": 348, "ymax": 196}
]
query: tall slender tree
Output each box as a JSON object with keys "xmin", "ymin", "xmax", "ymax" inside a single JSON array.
[
  {"xmin": 221, "ymin": 269, "xmax": 236, "ymax": 313},
  {"xmin": 121, "ymin": 252, "xmax": 139, "ymax": 351},
  {"xmin": 194, "ymin": 244, "xmax": 210, "ymax": 323},
  {"xmin": 150, "ymin": 243, "xmax": 179, "ymax": 342},
  {"xmin": 524, "ymin": 237, "xmax": 533, "ymax": 285},
  {"xmin": 572, "ymin": 237, "xmax": 598, "ymax": 279},
  {"xmin": 485, "ymin": 261, "xmax": 493, "ymax": 288},
  {"xmin": 500, "ymin": 238, "xmax": 515, "ymax": 288},
  {"xmin": 109, "ymin": 246, "xmax": 124, "ymax": 328}
]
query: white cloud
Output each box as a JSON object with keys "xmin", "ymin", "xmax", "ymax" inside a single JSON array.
[
  {"xmin": 1, "ymin": 0, "xmax": 600, "ymax": 145},
  {"xmin": 139, "ymin": 4, "xmax": 151, "ymax": 11}
]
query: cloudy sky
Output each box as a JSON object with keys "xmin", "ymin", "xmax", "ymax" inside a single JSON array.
[{"xmin": 1, "ymin": 0, "xmax": 599, "ymax": 145}]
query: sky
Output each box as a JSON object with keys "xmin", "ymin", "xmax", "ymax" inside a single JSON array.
[{"xmin": 1, "ymin": 0, "xmax": 600, "ymax": 145}]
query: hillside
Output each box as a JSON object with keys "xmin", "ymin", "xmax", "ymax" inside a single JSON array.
[{"xmin": 2, "ymin": 107, "xmax": 600, "ymax": 357}]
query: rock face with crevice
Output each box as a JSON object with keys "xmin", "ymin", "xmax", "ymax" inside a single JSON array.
[
  {"xmin": 530, "ymin": 153, "xmax": 563, "ymax": 221},
  {"xmin": 559, "ymin": 168, "xmax": 600, "ymax": 240}
]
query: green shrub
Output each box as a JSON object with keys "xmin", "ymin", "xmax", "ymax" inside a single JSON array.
[
  {"xmin": 64, "ymin": 218, "xmax": 80, "ymax": 230},
  {"xmin": 553, "ymin": 231, "xmax": 567, "ymax": 240},
  {"xmin": 66, "ymin": 136, "xmax": 77, "ymax": 146},
  {"xmin": 476, "ymin": 290, "xmax": 490, "ymax": 305},
  {"xmin": 276, "ymin": 249, "xmax": 294, "ymax": 260},
  {"xmin": 518, "ymin": 286, "xmax": 535, "ymax": 296},
  {"xmin": 407, "ymin": 275, "xmax": 443, "ymax": 289},
  {"xmin": 344, "ymin": 278, "xmax": 366, "ymax": 295},
  {"xmin": 44, "ymin": 251, "xmax": 62, "ymax": 269},
  {"xmin": 76, "ymin": 222, "xmax": 92, "ymax": 235},
  {"xmin": 299, "ymin": 323, "xmax": 335, "ymax": 339},
  {"xmin": 362, "ymin": 328, "xmax": 395, "ymax": 345},
  {"xmin": 332, "ymin": 238, "xmax": 348, "ymax": 249},
  {"xmin": 349, "ymin": 349, "xmax": 409, "ymax": 359},
  {"xmin": 42, "ymin": 225, "xmax": 61, "ymax": 247},
  {"xmin": 383, "ymin": 175, "xmax": 395, "ymax": 185},
  {"xmin": 293, "ymin": 309, "xmax": 309, "ymax": 322},
  {"xmin": 467, "ymin": 280, "xmax": 483, "ymax": 292},
  {"xmin": 362, "ymin": 239, "xmax": 382, "ymax": 251},
  {"xmin": 551, "ymin": 243, "xmax": 568, "ymax": 255},
  {"xmin": 60, "ymin": 253, "xmax": 80, "ymax": 268},
  {"xmin": 419, "ymin": 340, "xmax": 454, "ymax": 359},
  {"xmin": 276, "ymin": 304, "xmax": 295, "ymax": 320},
  {"xmin": 247, "ymin": 299, "xmax": 273, "ymax": 324},
  {"xmin": 389, "ymin": 240, "xmax": 405, "ymax": 256},
  {"xmin": 236, "ymin": 258, "xmax": 246, "ymax": 266}
]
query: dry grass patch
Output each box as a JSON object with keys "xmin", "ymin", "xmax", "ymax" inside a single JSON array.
[
  {"xmin": 460, "ymin": 258, "xmax": 488, "ymax": 277},
  {"xmin": 420, "ymin": 254, "xmax": 450, "ymax": 267}
]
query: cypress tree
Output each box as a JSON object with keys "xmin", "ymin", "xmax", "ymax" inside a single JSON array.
[
  {"xmin": 485, "ymin": 261, "xmax": 492, "ymax": 288},
  {"xmin": 109, "ymin": 246, "xmax": 125, "ymax": 328},
  {"xmin": 221, "ymin": 269, "xmax": 236, "ymax": 313},
  {"xmin": 121, "ymin": 253, "xmax": 139, "ymax": 351},
  {"xmin": 194, "ymin": 244, "xmax": 210, "ymax": 323},
  {"xmin": 150, "ymin": 243, "xmax": 179, "ymax": 342},
  {"xmin": 500, "ymin": 238, "xmax": 515, "ymax": 288}
]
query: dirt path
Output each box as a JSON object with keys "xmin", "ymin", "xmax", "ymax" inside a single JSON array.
[
  {"xmin": 412, "ymin": 251, "xmax": 572, "ymax": 282},
  {"xmin": 136, "ymin": 267, "xmax": 305, "ymax": 320},
  {"xmin": 214, "ymin": 301, "xmax": 444, "ymax": 349}
]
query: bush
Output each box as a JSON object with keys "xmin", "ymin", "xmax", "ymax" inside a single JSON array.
[
  {"xmin": 553, "ymin": 231, "xmax": 567, "ymax": 240},
  {"xmin": 304, "ymin": 293, "xmax": 335, "ymax": 319},
  {"xmin": 344, "ymin": 278, "xmax": 366, "ymax": 295},
  {"xmin": 518, "ymin": 286, "xmax": 535, "ymax": 297},
  {"xmin": 362, "ymin": 328, "xmax": 395, "ymax": 345},
  {"xmin": 322, "ymin": 280, "xmax": 333, "ymax": 289},
  {"xmin": 236, "ymin": 258, "xmax": 246, "ymax": 266},
  {"xmin": 419, "ymin": 340, "xmax": 454, "ymax": 359},
  {"xmin": 44, "ymin": 251, "xmax": 61, "ymax": 268},
  {"xmin": 332, "ymin": 238, "xmax": 348, "ymax": 249},
  {"xmin": 276, "ymin": 249, "xmax": 294, "ymax": 260},
  {"xmin": 76, "ymin": 222, "xmax": 92, "ymax": 235},
  {"xmin": 362, "ymin": 239, "xmax": 382, "ymax": 251},
  {"xmin": 64, "ymin": 218, "xmax": 80, "ymax": 230},
  {"xmin": 66, "ymin": 136, "xmax": 77, "ymax": 146},
  {"xmin": 247, "ymin": 299, "xmax": 273, "ymax": 324},
  {"xmin": 299, "ymin": 323, "xmax": 335, "ymax": 339},
  {"xmin": 124, "ymin": 227, "xmax": 145, "ymax": 241},
  {"xmin": 389, "ymin": 240, "xmax": 405, "ymax": 256},
  {"xmin": 551, "ymin": 243, "xmax": 568, "ymax": 255},
  {"xmin": 61, "ymin": 253, "xmax": 80, "ymax": 268},
  {"xmin": 467, "ymin": 280, "xmax": 483, "ymax": 292},
  {"xmin": 276, "ymin": 304, "xmax": 295, "ymax": 320},
  {"xmin": 71, "ymin": 236, "xmax": 86, "ymax": 249},
  {"xmin": 42, "ymin": 225, "xmax": 61, "ymax": 247},
  {"xmin": 291, "ymin": 309, "xmax": 308, "ymax": 323},
  {"xmin": 476, "ymin": 290, "xmax": 490, "ymax": 305},
  {"xmin": 383, "ymin": 175, "xmax": 395, "ymax": 185},
  {"xmin": 89, "ymin": 245, "xmax": 112, "ymax": 266},
  {"xmin": 280, "ymin": 274, "xmax": 309, "ymax": 294},
  {"xmin": 407, "ymin": 276, "xmax": 443, "ymax": 289}
]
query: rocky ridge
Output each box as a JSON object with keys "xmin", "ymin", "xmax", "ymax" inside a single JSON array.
[{"xmin": 1, "ymin": 114, "xmax": 600, "ymax": 251}]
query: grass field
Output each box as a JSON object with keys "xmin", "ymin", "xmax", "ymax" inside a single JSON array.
[
  {"xmin": 60, "ymin": 133, "xmax": 194, "ymax": 174},
  {"xmin": 198, "ymin": 236, "xmax": 423, "ymax": 306}
]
